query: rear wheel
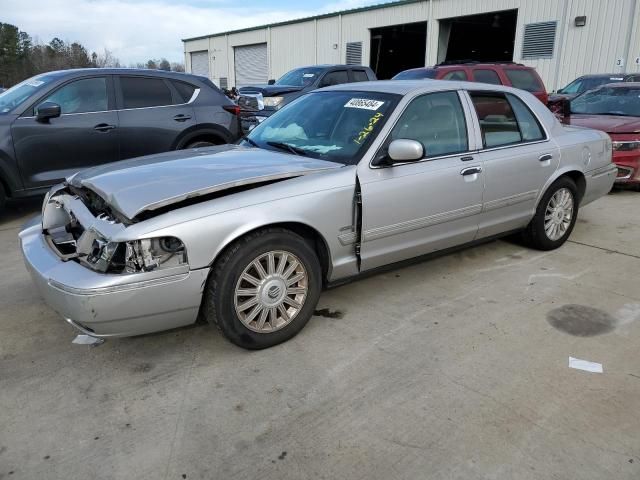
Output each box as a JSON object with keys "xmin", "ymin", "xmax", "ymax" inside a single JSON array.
[
  {"xmin": 0, "ymin": 183, "xmax": 5, "ymax": 212},
  {"xmin": 185, "ymin": 140, "xmax": 216, "ymax": 149},
  {"xmin": 202, "ymin": 228, "xmax": 322, "ymax": 349},
  {"xmin": 523, "ymin": 177, "xmax": 578, "ymax": 250}
]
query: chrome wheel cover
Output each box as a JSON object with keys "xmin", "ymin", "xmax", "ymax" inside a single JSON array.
[
  {"xmin": 544, "ymin": 187, "xmax": 574, "ymax": 241},
  {"xmin": 234, "ymin": 250, "xmax": 308, "ymax": 333}
]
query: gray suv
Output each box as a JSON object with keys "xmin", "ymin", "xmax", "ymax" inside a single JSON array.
[{"xmin": 0, "ymin": 68, "xmax": 241, "ymax": 209}]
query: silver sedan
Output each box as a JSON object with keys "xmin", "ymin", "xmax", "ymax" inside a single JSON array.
[{"xmin": 20, "ymin": 80, "xmax": 617, "ymax": 349}]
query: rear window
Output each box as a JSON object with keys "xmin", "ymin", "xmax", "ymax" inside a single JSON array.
[
  {"xmin": 172, "ymin": 80, "xmax": 196, "ymax": 103},
  {"xmin": 392, "ymin": 69, "xmax": 437, "ymax": 80},
  {"xmin": 472, "ymin": 69, "xmax": 502, "ymax": 85},
  {"xmin": 121, "ymin": 77, "xmax": 173, "ymax": 109},
  {"xmin": 504, "ymin": 69, "xmax": 543, "ymax": 92}
]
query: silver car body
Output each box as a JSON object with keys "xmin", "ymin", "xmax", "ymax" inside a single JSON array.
[{"xmin": 20, "ymin": 80, "xmax": 617, "ymax": 337}]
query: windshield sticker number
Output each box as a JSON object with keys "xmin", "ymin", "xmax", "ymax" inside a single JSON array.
[
  {"xmin": 25, "ymin": 79, "xmax": 44, "ymax": 87},
  {"xmin": 354, "ymin": 112, "xmax": 384, "ymax": 145},
  {"xmin": 345, "ymin": 98, "xmax": 385, "ymax": 110},
  {"xmin": 303, "ymin": 73, "xmax": 315, "ymax": 78}
]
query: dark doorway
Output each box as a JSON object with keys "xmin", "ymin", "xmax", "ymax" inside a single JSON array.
[
  {"xmin": 370, "ymin": 21, "xmax": 427, "ymax": 79},
  {"xmin": 438, "ymin": 9, "xmax": 517, "ymax": 63}
]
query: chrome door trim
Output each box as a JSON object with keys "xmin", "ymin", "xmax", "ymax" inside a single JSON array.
[
  {"xmin": 482, "ymin": 190, "xmax": 538, "ymax": 212},
  {"xmin": 362, "ymin": 203, "xmax": 483, "ymax": 242}
]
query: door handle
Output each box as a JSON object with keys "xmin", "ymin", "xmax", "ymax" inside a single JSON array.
[
  {"xmin": 460, "ymin": 155, "xmax": 474, "ymax": 162},
  {"xmin": 173, "ymin": 114, "xmax": 192, "ymax": 122},
  {"xmin": 539, "ymin": 154, "xmax": 553, "ymax": 162},
  {"xmin": 461, "ymin": 166, "xmax": 482, "ymax": 176},
  {"xmin": 94, "ymin": 123, "xmax": 116, "ymax": 132}
]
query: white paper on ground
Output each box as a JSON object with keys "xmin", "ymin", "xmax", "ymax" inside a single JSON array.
[
  {"xmin": 569, "ymin": 357, "xmax": 603, "ymax": 373},
  {"xmin": 72, "ymin": 335, "xmax": 104, "ymax": 346}
]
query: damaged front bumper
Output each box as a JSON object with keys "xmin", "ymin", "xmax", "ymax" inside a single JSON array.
[{"xmin": 19, "ymin": 214, "xmax": 209, "ymax": 338}]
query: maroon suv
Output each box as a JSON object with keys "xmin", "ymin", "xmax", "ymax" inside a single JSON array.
[{"xmin": 393, "ymin": 62, "xmax": 548, "ymax": 104}]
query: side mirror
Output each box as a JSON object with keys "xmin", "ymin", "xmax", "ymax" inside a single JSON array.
[
  {"xmin": 36, "ymin": 102, "xmax": 61, "ymax": 122},
  {"xmin": 267, "ymin": 79, "xmax": 276, "ymax": 85},
  {"xmin": 387, "ymin": 139, "xmax": 424, "ymax": 163}
]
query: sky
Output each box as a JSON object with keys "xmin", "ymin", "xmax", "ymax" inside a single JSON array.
[{"xmin": 3, "ymin": 0, "xmax": 396, "ymax": 65}]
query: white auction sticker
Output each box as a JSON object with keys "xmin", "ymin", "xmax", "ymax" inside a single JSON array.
[
  {"xmin": 303, "ymin": 73, "xmax": 315, "ymax": 78},
  {"xmin": 344, "ymin": 98, "xmax": 385, "ymax": 110}
]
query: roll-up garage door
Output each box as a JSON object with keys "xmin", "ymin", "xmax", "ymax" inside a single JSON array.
[
  {"xmin": 234, "ymin": 43, "xmax": 268, "ymax": 87},
  {"xmin": 190, "ymin": 51, "xmax": 209, "ymax": 77}
]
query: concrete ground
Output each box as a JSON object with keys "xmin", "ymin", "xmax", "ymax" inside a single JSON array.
[{"xmin": 1, "ymin": 191, "xmax": 639, "ymax": 480}]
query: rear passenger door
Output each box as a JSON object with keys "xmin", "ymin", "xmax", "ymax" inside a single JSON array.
[
  {"xmin": 115, "ymin": 75, "xmax": 196, "ymax": 159},
  {"xmin": 466, "ymin": 90, "xmax": 559, "ymax": 237}
]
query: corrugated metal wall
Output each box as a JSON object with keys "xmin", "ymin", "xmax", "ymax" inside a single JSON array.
[{"xmin": 184, "ymin": 0, "xmax": 640, "ymax": 91}]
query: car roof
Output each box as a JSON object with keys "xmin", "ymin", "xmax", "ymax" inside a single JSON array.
[
  {"xmin": 35, "ymin": 68, "xmax": 206, "ymax": 82},
  {"xmin": 322, "ymin": 79, "xmax": 527, "ymax": 96},
  {"xmin": 599, "ymin": 81, "xmax": 640, "ymax": 88},
  {"xmin": 578, "ymin": 73, "xmax": 633, "ymax": 79}
]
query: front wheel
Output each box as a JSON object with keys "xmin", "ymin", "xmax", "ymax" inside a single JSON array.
[
  {"xmin": 522, "ymin": 177, "xmax": 578, "ymax": 250},
  {"xmin": 202, "ymin": 228, "xmax": 322, "ymax": 349}
]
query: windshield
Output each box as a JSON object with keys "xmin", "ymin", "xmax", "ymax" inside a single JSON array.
[
  {"xmin": 241, "ymin": 90, "xmax": 400, "ymax": 165},
  {"xmin": 0, "ymin": 74, "xmax": 58, "ymax": 114},
  {"xmin": 392, "ymin": 69, "xmax": 437, "ymax": 80},
  {"xmin": 561, "ymin": 76, "xmax": 624, "ymax": 94},
  {"xmin": 275, "ymin": 67, "xmax": 325, "ymax": 87},
  {"xmin": 570, "ymin": 86, "xmax": 640, "ymax": 117}
]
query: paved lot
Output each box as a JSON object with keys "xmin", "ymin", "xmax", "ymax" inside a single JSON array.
[{"xmin": 1, "ymin": 191, "xmax": 639, "ymax": 480}]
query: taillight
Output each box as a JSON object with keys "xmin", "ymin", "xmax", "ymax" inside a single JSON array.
[{"xmin": 223, "ymin": 105, "xmax": 241, "ymax": 116}]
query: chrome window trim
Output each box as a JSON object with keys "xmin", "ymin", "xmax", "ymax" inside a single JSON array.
[{"xmin": 18, "ymin": 88, "xmax": 200, "ymax": 119}]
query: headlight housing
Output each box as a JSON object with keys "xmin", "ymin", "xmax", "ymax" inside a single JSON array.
[
  {"xmin": 263, "ymin": 96, "xmax": 284, "ymax": 108},
  {"xmin": 84, "ymin": 236, "xmax": 187, "ymax": 273},
  {"xmin": 612, "ymin": 140, "xmax": 640, "ymax": 152}
]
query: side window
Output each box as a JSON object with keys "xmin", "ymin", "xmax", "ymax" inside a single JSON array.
[
  {"xmin": 120, "ymin": 77, "xmax": 173, "ymax": 109},
  {"xmin": 442, "ymin": 70, "xmax": 468, "ymax": 81},
  {"xmin": 351, "ymin": 70, "xmax": 369, "ymax": 82},
  {"xmin": 470, "ymin": 92, "xmax": 545, "ymax": 148},
  {"xmin": 319, "ymin": 70, "xmax": 349, "ymax": 87},
  {"xmin": 389, "ymin": 91, "xmax": 468, "ymax": 158},
  {"xmin": 171, "ymin": 80, "xmax": 197, "ymax": 103},
  {"xmin": 506, "ymin": 93, "xmax": 545, "ymax": 141},
  {"xmin": 472, "ymin": 69, "xmax": 502, "ymax": 85},
  {"xmin": 504, "ymin": 69, "xmax": 543, "ymax": 92},
  {"xmin": 40, "ymin": 77, "xmax": 108, "ymax": 114}
]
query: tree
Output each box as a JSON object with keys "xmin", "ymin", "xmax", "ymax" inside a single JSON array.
[
  {"xmin": 92, "ymin": 48, "xmax": 120, "ymax": 68},
  {"xmin": 146, "ymin": 59, "xmax": 157, "ymax": 69},
  {"xmin": 171, "ymin": 62, "xmax": 185, "ymax": 72},
  {"xmin": 158, "ymin": 58, "xmax": 171, "ymax": 71}
]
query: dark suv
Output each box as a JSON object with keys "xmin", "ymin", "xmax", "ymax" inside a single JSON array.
[
  {"xmin": 0, "ymin": 68, "xmax": 241, "ymax": 208},
  {"xmin": 237, "ymin": 64, "xmax": 376, "ymax": 131},
  {"xmin": 393, "ymin": 62, "xmax": 548, "ymax": 104}
]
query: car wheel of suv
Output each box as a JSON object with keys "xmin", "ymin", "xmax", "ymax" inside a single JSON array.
[
  {"xmin": 523, "ymin": 177, "xmax": 578, "ymax": 250},
  {"xmin": 0, "ymin": 183, "xmax": 5, "ymax": 211},
  {"xmin": 185, "ymin": 140, "xmax": 216, "ymax": 149},
  {"xmin": 203, "ymin": 228, "xmax": 322, "ymax": 349}
]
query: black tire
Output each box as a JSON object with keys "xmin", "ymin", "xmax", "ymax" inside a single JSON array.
[
  {"xmin": 202, "ymin": 228, "xmax": 322, "ymax": 350},
  {"xmin": 523, "ymin": 176, "xmax": 579, "ymax": 251},
  {"xmin": 185, "ymin": 140, "xmax": 216, "ymax": 149}
]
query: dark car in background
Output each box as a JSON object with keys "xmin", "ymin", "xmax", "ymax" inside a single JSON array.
[
  {"xmin": 393, "ymin": 62, "xmax": 548, "ymax": 104},
  {"xmin": 558, "ymin": 82, "xmax": 640, "ymax": 187},
  {"xmin": 0, "ymin": 68, "xmax": 241, "ymax": 209},
  {"xmin": 550, "ymin": 73, "xmax": 640, "ymax": 102},
  {"xmin": 237, "ymin": 64, "xmax": 376, "ymax": 131}
]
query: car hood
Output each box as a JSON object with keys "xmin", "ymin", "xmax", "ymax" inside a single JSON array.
[
  {"xmin": 566, "ymin": 114, "xmax": 640, "ymax": 134},
  {"xmin": 69, "ymin": 145, "xmax": 342, "ymax": 220},
  {"xmin": 238, "ymin": 84, "xmax": 304, "ymax": 96}
]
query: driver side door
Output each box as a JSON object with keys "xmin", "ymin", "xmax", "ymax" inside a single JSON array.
[
  {"xmin": 357, "ymin": 90, "xmax": 485, "ymax": 270},
  {"xmin": 11, "ymin": 75, "xmax": 118, "ymax": 190}
]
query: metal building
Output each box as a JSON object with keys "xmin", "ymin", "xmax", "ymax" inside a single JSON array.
[{"xmin": 182, "ymin": 0, "xmax": 640, "ymax": 91}]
